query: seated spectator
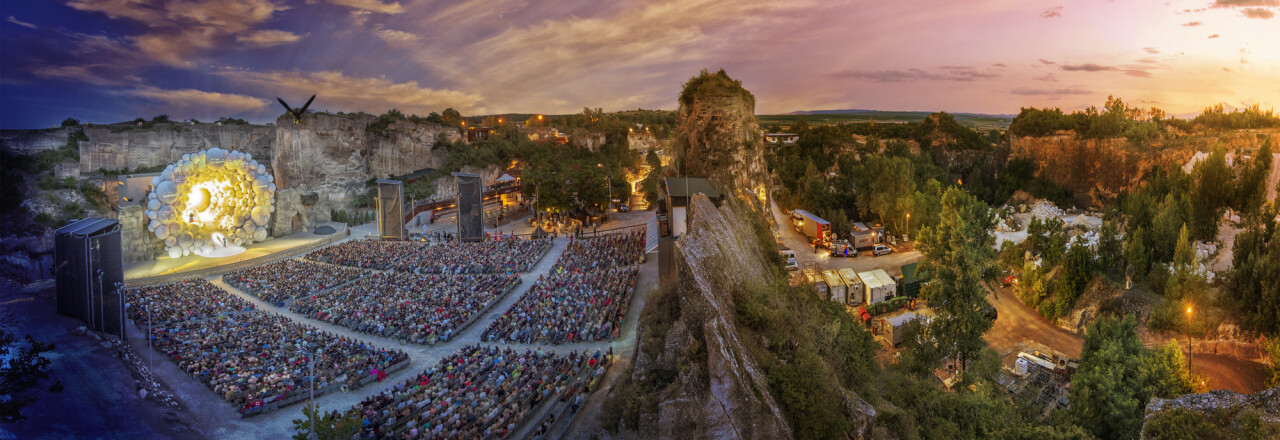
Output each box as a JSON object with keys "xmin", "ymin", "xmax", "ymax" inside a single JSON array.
[
  {"xmin": 222, "ymin": 259, "xmax": 366, "ymax": 305},
  {"xmin": 395, "ymin": 239, "xmax": 552, "ymax": 275},
  {"xmin": 341, "ymin": 345, "xmax": 609, "ymax": 440},
  {"xmin": 290, "ymin": 272, "xmax": 520, "ymax": 345},
  {"xmin": 481, "ymin": 267, "xmax": 636, "ymax": 345},
  {"xmin": 125, "ymin": 278, "xmax": 255, "ymax": 326},
  {"xmin": 305, "ymin": 240, "xmax": 425, "ymax": 270}
]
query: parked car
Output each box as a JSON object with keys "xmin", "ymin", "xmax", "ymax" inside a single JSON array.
[
  {"xmin": 779, "ymin": 247, "xmax": 799, "ymax": 271},
  {"xmin": 617, "ymin": 204, "xmax": 630, "ymax": 212},
  {"xmin": 873, "ymin": 244, "xmax": 893, "ymax": 256},
  {"xmin": 828, "ymin": 239, "xmax": 854, "ymax": 257}
]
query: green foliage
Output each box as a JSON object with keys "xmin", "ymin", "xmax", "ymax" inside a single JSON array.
[
  {"xmin": 1142, "ymin": 406, "xmax": 1280, "ymax": 440},
  {"xmin": 854, "ymin": 154, "xmax": 916, "ymax": 234},
  {"xmin": 1188, "ymin": 146, "xmax": 1234, "ymax": 240},
  {"xmin": 1098, "ymin": 220, "xmax": 1123, "ymax": 270},
  {"xmin": 1266, "ymin": 338, "xmax": 1280, "ymax": 388},
  {"xmin": 917, "ymin": 187, "xmax": 996, "ymax": 373},
  {"xmin": 1230, "ymin": 211, "xmax": 1280, "ymax": 335},
  {"xmin": 1235, "ymin": 139, "xmax": 1273, "ymax": 215},
  {"xmin": 1071, "ymin": 316, "xmax": 1199, "ymax": 440},
  {"xmin": 151, "ymin": 114, "xmax": 169, "ymax": 123},
  {"xmin": 60, "ymin": 117, "xmax": 80, "ymax": 128},
  {"xmin": 292, "ymin": 402, "xmax": 360, "ymax": 440},
  {"xmin": 1190, "ymin": 103, "xmax": 1280, "ymax": 130},
  {"xmin": 1055, "ymin": 239, "xmax": 1096, "ymax": 310},
  {"xmin": 215, "ymin": 117, "xmax": 249, "ymax": 125},
  {"xmin": 1, "ymin": 329, "xmax": 63, "ymax": 423},
  {"xmin": 678, "ymin": 69, "xmax": 754, "ymax": 109},
  {"xmin": 1009, "ymin": 96, "xmax": 1167, "ymax": 143},
  {"xmin": 913, "ymin": 112, "xmax": 991, "ymax": 150},
  {"xmin": 1026, "ymin": 216, "xmax": 1067, "ymax": 265}
]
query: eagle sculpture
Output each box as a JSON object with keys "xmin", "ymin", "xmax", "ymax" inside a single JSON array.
[{"xmin": 277, "ymin": 95, "xmax": 316, "ymax": 124}]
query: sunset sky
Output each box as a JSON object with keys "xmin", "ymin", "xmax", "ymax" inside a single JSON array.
[{"xmin": 2, "ymin": 0, "xmax": 1277, "ymax": 128}]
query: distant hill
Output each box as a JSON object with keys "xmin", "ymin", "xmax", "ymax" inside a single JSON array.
[{"xmin": 757, "ymin": 109, "xmax": 1013, "ymax": 131}]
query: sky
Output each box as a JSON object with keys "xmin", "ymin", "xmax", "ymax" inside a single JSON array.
[{"xmin": 1, "ymin": 0, "xmax": 1278, "ymax": 128}]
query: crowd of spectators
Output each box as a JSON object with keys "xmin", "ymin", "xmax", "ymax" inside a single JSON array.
[
  {"xmin": 222, "ymin": 259, "xmax": 366, "ymax": 305},
  {"xmin": 480, "ymin": 267, "xmax": 636, "ymax": 345},
  {"xmin": 304, "ymin": 240, "xmax": 425, "ymax": 269},
  {"xmin": 551, "ymin": 232, "xmax": 645, "ymax": 274},
  {"xmin": 150, "ymin": 311, "xmax": 409, "ymax": 414},
  {"xmin": 125, "ymin": 278, "xmax": 255, "ymax": 326},
  {"xmin": 125, "ymin": 278, "xmax": 409, "ymax": 415},
  {"xmin": 290, "ymin": 272, "xmax": 521, "ymax": 345},
  {"xmin": 341, "ymin": 345, "xmax": 611, "ymax": 440},
  {"xmin": 395, "ymin": 239, "xmax": 552, "ymax": 275}
]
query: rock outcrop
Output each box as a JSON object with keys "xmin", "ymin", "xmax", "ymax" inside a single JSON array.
[
  {"xmin": 624, "ymin": 194, "xmax": 792, "ymax": 439},
  {"xmin": 1141, "ymin": 386, "xmax": 1280, "ymax": 439},
  {"xmin": 675, "ymin": 70, "xmax": 771, "ymax": 220},
  {"xmin": 273, "ymin": 114, "xmax": 461, "ymax": 205},
  {"xmin": 0, "ymin": 128, "xmax": 73, "ymax": 154}
]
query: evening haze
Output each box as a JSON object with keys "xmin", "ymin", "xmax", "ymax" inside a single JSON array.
[{"xmin": 2, "ymin": 0, "xmax": 1277, "ymax": 127}]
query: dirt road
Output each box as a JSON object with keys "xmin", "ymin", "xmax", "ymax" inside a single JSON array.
[
  {"xmin": 770, "ymin": 200, "xmax": 922, "ymax": 276},
  {"xmin": 983, "ymin": 285, "xmax": 1269, "ymax": 393}
]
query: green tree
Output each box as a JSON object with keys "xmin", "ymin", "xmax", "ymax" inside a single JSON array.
[
  {"xmin": 1072, "ymin": 316, "xmax": 1197, "ymax": 440},
  {"xmin": 441, "ymin": 108, "xmax": 462, "ymax": 125},
  {"xmin": 1098, "ymin": 220, "xmax": 1123, "ymax": 270},
  {"xmin": 0, "ymin": 329, "xmax": 62, "ymax": 423},
  {"xmin": 1231, "ymin": 213, "xmax": 1280, "ymax": 335},
  {"xmin": 1236, "ymin": 140, "xmax": 1273, "ymax": 214},
  {"xmin": 917, "ymin": 187, "xmax": 996, "ymax": 374},
  {"xmin": 1188, "ymin": 146, "xmax": 1234, "ymax": 240},
  {"xmin": 855, "ymin": 155, "xmax": 915, "ymax": 235},
  {"xmin": 1172, "ymin": 223, "xmax": 1194, "ymax": 271},
  {"xmin": 292, "ymin": 403, "xmax": 360, "ymax": 440},
  {"xmin": 60, "ymin": 117, "xmax": 80, "ymax": 128}
]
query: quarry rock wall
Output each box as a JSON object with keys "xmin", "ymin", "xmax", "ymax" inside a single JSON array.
[
  {"xmin": 1009, "ymin": 129, "xmax": 1280, "ymax": 207},
  {"xmin": 0, "ymin": 128, "xmax": 73, "ymax": 154},
  {"xmin": 78, "ymin": 124, "xmax": 275, "ymax": 173}
]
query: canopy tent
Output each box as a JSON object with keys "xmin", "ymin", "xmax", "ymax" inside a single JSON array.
[{"xmin": 496, "ymin": 173, "xmax": 517, "ymax": 183}]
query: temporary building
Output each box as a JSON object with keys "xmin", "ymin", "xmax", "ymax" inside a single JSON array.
[
  {"xmin": 822, "ymin": 269, "xmax": 847, "ymax": 303},
  {"xmin": 858, "ymin": 269, "xmax": 897, "ymax": 305},
  {"xmin": 803, "ymin": 268, "xmax": 828, "ymax": 298},
  {"xmin": 838, "ymin": 268, "xmax": 864, "ymax": 305}
]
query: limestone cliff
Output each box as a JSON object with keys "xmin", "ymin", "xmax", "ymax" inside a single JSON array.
[
  {"xmin": 1009, "ymin": 129, "xmax": 1280, "ymax": 207},
  {"xmin": 78, "ymin": 123, "xmax": 275, "ymax": 173},
  {"xmin": 675, "ymin": 70, "xmax": 771, "ymax": 219},
  {"xmin": 623, "ymin": 195, "xmax": 793, "ymax": 439},
  {"xmin": 273, "ymin": 114, "xmax": 461, "ymax": 204},
  {"xmin": 0, "ymin": 128, "xmax": 73, "ymax": 154}
]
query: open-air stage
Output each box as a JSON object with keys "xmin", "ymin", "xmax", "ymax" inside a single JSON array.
[{"xmin": 123, "ymin": 221, "xmax": 367, "ymax": 286}]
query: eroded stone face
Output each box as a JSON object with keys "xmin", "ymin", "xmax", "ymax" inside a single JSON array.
[{"xmin": 677, "ymin": 93, "xmax": 772, "ymax": 222}]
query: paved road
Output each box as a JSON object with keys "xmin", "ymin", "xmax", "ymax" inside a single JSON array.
[
  {"xmin": 769, "ymin": 199, "xmax": 922, "ymax": 276},
  {"xmin": 984, "ymin": 284, "xmax": 1269, "ymax": 394}
]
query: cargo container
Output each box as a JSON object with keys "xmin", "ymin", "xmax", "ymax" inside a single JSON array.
[
  {"xmin": 822, "ymin": 269, "xmax": 847, "ymax": 303},
  {"xmin": 837, "ymin": 268, "xmax": 864, "ymax": 305}
]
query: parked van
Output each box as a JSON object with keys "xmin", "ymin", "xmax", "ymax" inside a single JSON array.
[
  {"xmin": 778, "ymin": 246, "xmax": 798, "ymax": 271},
  {"xmin": 873, "ymin": 244, "xmax": 893, "ymax": 256}
]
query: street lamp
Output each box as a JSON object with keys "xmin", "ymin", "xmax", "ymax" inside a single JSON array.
[
  {"xmin": 905, "ymin": 212, "xmax": 911, "ymax": 240},
  {"xmin": 1185, "ymin": 305, "xmax": 1194, "ymax": 370}
]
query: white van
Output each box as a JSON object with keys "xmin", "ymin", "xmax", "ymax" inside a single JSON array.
[{"xmin": 778, "ymin": 246, "xmax": 798, "ymax": 270}]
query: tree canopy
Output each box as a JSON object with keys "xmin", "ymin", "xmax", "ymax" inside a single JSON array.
[{"xmin": 917, "ymin": 187, "xmax": 996, "ymax": 374}]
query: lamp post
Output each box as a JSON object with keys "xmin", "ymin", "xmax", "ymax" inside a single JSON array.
[
  {"xmin": 1185, "ymin": 305, "xmax": 1194, "ymax": 370},
  {"xmin": 904, "ymin": 212, "xmax": 911, "ymax": 241}
]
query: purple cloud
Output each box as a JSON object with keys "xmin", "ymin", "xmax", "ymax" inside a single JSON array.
[
  {"xmin": 1041, "ymin": 6, "xmax": 1063, "ymax": 18},
  {"xmin": 1038, "ymin": 59, "xmax": 1057, "ymax": 65},
  {"xmin": 831, "ymin": 67, "xmax": 999, "ymax": 82},
  {"xmin": 1010, "ymin": 87, "xmax": 1090, "ymax": 96},
  {"xmin": 1060, "ymin": 63, "xmax": 1116, "ymax": 72}
]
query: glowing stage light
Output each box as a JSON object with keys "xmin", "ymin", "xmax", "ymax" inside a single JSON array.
[{"xmin": 144, "ymin": 148, "xmax": 275, "ymax": 258}]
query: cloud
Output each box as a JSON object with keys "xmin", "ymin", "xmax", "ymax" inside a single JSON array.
[
  {"xmin": 1211, "ymin": 0, "xmax": 1278, "ymax": 7},
  {"xmin": 1060, "ymin": 63, "xmax": 1116, "ymax": 72},
  {"xmin": 1040, "ymin": 6, "xmax": 1063, "ymax": 18},
  {"xmin": 831, "ymin": 67, "xmax": 999, "ymax": 82},
  {"xmin": 1143, "ymin": 47, "xmax": 1160, "ymax": 54},
  {"xmin": 31, "ymin": 64, "xmax": 140, "ymax": 86},
  {"xmin": 992, "ymin": 63, "xmax": 1007, "ymax": 68},
  {"xmin": 1009, "ymin": 87, "xmax": 1090, "ymax": 96},
  {"xmin": 6, "ymin": 15, "xmax": 37, "ymax": 29},
  {"xmin": 1182, "ymin": 21, "xmax": 1203, "ymax": 26},
  {"xmin": 66, "ymin": 0, "xmax": 293, "ymax": 67},
  {"xmin": 375, "ymin": 28, "xmax": 418, "ymax": 44},
  {"xmin": 1122, "ymin": 69, "xmax": 1152, "ymax": 78},
  {"xmin": 236, "ymin": 30, "xmax": 305, "ymax": 47},
  {"xmin": 1209, "ymin": 34, "xmax": 1221, "ymax": 38},
  {"xmin": 1038, "ymin": 59, "xmax": 1057, "ymax": 65},
  {"xmin": 1241, "ymin": 7, "xmax": 1276, "ymax": 18},
  {"xmin": 1033, "ymin": 73, "xmax": 1058, "ymax": 82},
  {"xmin": 323, "ymin": 0, "xmax": 404, "ymax": 14},
  {"xmin": 215, "ymin": 69, "xmax": 486, "ymax": 115},
  {"xmin": 122, "ymin": 86, "xmax": 268, "ymax": 113}
]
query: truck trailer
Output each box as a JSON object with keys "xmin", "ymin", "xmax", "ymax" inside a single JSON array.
[
  {"xmin": 791, "ymin": 210, "xmax": 832, "ymax": 249},
  {"xmin": 837, "ymin": 268, "xmax": 864, "ymax": 305}
]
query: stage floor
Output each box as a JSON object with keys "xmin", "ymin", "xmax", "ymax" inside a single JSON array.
[{"xmin": 124, "ymin": 222, "xmax": 373, "ymax": 285}]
